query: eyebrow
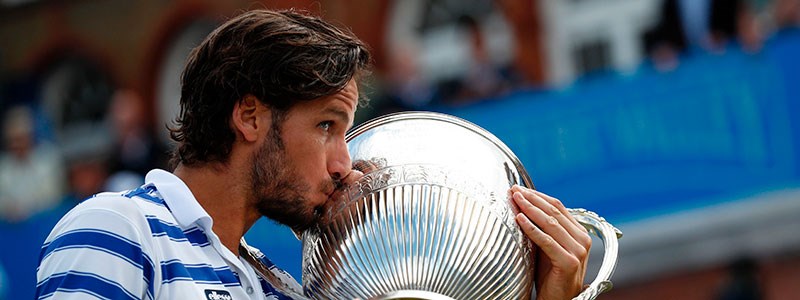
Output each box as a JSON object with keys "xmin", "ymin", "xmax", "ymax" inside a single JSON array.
[{"xmin": 323, "ymin": 107, "xmax": 351, "ymax": 125}]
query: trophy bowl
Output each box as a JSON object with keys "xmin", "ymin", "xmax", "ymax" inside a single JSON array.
[{"xmin": 300, "ymin": 112, "xmax": 621, "ymax": 300}]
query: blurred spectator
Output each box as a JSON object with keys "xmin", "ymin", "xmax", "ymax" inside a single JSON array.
[
  {"xmin": 62, "ymin": 154, "xmax": 110, "ymax": 204},
  {"xmin": 0, "ymin": 105, "xmax": 64, "ymax": 222},
  {"xmin": 383, "ymin": 41, "xmax": 436, "ymax": 109},
  {"xmin": 106, "ymin": 89, "xmax": 167, "ymax": 186},
  {"xmin": 439, "ymin": 15, "xmax": 520, "ymax": 105},
  {"xmin": 58, "ymin": 119, "xmax": 112, "ymax": 203},
  {"xmin": 773, "ymin": 0, "xmax": 800, "ymax": 29},
  {"xmin": 644, "ymin": 0, "xmax": 763, "ymax": 70},
  {"xmin": 716, "ymin": 257, "xmax": 763, "ymax": 300}
]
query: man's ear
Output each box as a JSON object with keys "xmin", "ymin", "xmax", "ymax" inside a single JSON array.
[{"xmin": 231, "ymin": 94, "xmax": 269, "ymax": 143}]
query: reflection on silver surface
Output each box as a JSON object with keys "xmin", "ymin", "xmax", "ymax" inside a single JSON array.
[{"xmin": 300, "ymin": 112, "xmax": 621, "ymax": 300}]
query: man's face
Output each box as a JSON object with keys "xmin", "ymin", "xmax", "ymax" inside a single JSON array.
[{"xmin": 250, "ymin": 80, "xmax": 359, "ymax": 232}]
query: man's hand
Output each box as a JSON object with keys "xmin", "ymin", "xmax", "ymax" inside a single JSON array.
[{"xmin": 510, "ymin": 185, "xmax": 591, "ymax": 300}]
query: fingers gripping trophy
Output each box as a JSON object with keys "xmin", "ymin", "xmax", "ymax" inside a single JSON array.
[{"xmin": 247, "ymin": 112, "xmax": 622, "ymax": 300}]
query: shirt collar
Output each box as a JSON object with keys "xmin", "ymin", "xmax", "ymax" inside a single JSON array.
[{"xmin": 144, "ymin": 169, "xmax": 213, "ymax": 230}]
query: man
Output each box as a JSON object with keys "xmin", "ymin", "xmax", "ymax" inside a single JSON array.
[{"xmin": 35, "ymin": 9, "xmax": 590, "ymax": 300}]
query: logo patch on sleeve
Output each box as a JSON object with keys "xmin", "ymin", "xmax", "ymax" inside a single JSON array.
[{"xmin": 205, "ymin": 289, "xmax": 233, "ymax": 300}]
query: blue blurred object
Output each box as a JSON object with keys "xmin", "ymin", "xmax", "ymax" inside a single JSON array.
[
  {"xmin": 0, "ymin": 202, "xmax": 71, "ymax": 300},
  {"xmin": 244, "ymin": 218, "xmax": 304, "ymax": 281}
]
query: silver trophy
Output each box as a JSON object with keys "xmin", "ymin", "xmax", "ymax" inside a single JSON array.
[{"xmin": 299, "ymin": 112, "xmax": 622, "ymax": 300}]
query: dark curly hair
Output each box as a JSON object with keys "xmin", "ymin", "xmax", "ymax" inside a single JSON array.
[{"xmin": 169, "ymin": 9, "xmax": 371, "ymax": 167}]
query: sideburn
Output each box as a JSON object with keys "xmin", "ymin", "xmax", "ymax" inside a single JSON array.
[{"xmin": 249, "ymin": 110, "xmax": 317, "ymax": 232}]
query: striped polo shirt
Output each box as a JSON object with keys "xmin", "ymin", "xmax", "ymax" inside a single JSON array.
[{"xmin": 36, "ymin": 169, "xmax": 303, "ymax": 300}]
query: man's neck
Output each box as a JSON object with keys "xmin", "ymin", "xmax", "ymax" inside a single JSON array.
[{"xmin": 173, "ymin": 163, "xmax": 260, "ymax": 255}]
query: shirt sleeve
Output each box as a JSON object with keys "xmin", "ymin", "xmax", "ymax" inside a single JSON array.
[{"xmin": 35, "ymin": 202, "xmax": 156, "ymax": 300}]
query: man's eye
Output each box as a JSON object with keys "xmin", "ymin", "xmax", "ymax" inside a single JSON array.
[{"xmin": 318, "ymin": 121, "xmax": 333, "ymax": 131}]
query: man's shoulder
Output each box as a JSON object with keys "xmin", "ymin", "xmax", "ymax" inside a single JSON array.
[
  {"xmin": 43, "ymin": 186, "xmax": 180, "ymax": 251},
  {"xmin": 58, "ymin": 186, "xmax": 173, "ymax": 230},
  {"xmin": 80, "ymin": 185, "xmax": 168, "ymax": 212}
]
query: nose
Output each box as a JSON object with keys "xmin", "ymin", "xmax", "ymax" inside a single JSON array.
[{"xmin": 328, "ymin": 140, "xmax": 352, "ymax": 180}]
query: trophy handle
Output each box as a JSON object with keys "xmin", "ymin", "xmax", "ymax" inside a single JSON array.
[
  {"xmin": 239, "ymin": 241, "xmax": 311, "ymax": 300},
  {"xmin": 568, "ymin": 208, "xmax": 623, "ymax": 300}
]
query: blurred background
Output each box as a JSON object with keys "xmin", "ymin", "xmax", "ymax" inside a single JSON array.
[{"xmin": 1, "ymin": 0, "xmax": 799, "ymax": 299}]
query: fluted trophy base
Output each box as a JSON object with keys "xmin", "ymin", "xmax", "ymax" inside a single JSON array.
[
  {"xmin": 302, "ymin": 181, "xmax": 534, "ymax": 299},
  {"xmin": 374, "ymin": 290, "xmax": 456, "ymax": 300}
]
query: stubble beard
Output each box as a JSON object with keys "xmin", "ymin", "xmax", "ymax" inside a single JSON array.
[{"xmin": 250, "ymin": 128, "xmax": 330, "ymax": 232}]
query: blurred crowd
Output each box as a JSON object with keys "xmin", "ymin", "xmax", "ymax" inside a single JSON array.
[
  {"xmin": 0, "ymin": 0, "xmax": 799, "ymax": 226},
  {"xmin": 370, "ymin": 0, "xmax": 800, "ymax": 112},
  {"xmin": 377, "ymin": 14, "xmax": 524, "ymax": 110},
  {"xmin": 0, "ymin": 89, "xmax": 167, "ymax": 223},
  {"xmin": 643, "ymin": 0, "xmax": 800, "ymax": 71}
]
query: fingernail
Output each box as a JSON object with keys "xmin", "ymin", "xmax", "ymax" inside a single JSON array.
[
  {"xmin": 515, "ymin": 213, "xmax": 525, "ymax": 222},
  {"xmin": 515, "ymin": 213, "xmax": 528, "ymax": 224},
  {"xmin": 513, "ymin": 193, "xmax": 530, "ymax": 208},
  {"xmin": 516, "ymin": 213, "xmax": 535, "ymax": 229}
]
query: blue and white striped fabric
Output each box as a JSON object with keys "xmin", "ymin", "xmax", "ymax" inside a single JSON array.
[{"xmin": 36, "ymin": 169, "xmax": 302, "ymax": 300}]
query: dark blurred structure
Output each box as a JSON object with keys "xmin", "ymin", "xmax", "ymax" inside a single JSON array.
[
  {"xmin": 716, "ymin": 257, "xmax": 763, "ymax": 300},
  {"xmin": 0, "ymin": 0, "xmax": 394, "ymax": 132}
]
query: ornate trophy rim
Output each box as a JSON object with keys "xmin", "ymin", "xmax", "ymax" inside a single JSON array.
[{"xmin": 345, "ymin": 111, "xmax": 535, "ymax": 190}]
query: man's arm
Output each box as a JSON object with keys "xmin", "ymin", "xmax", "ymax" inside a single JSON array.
[{"xmin": 510, "ymin": 185, "xmax": 592, "ymax": 300}]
